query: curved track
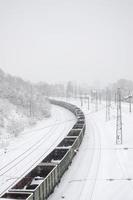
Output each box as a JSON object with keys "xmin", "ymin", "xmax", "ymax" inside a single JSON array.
[
  {"xmin": 48, "ymin": 109, "xmax": 102, "ymax": 200},
  {"xmin": 0, "ymin": 105, "xmax": 76, "ymax": 196}
]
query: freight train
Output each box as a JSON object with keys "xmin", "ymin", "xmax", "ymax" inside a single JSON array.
[{"xmin": 0, "ymin": 100, "xmax": 86, "ymax": 200}]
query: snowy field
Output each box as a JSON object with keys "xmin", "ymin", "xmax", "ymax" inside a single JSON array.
[
  {"xmin": 48, "ymin": 98, "xmax": 133, "ymax": 200},
  {"xmin": 0, "ymin": 104, "xmax": 76, "ymax": 196}
]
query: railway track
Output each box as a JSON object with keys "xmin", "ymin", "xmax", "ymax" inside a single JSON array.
[
  {"xmin": 0, "ymin": 104, "xmax": 76, "ymax": 196},
  {"xmin": 0, "ymin": 116, "xmax": 75, "ymax": 173},
  {"xmin": 0, "ymin": 100, "xmax": 86, "ymax": 200},
  {"xmin": 48, "ymin": 101, "xmax": 102, "ymax": 200}
]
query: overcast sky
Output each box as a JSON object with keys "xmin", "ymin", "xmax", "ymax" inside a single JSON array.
[{"xmin": 0, "ymin": 0, "xmax": 133, "ymax": 85}]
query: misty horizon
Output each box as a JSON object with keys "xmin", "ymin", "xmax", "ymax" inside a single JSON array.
[{"xmin": 0, "ymin": 0, "xmax": 133, "ymax": 86}]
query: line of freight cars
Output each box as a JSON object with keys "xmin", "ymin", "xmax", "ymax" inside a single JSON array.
[{"xmin": 0, "ymin": 100, "xmax": 86, "ymax": 200}]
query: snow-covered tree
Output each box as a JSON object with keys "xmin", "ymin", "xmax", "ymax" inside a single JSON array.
[{"xmin": 6, "ymin": 119, "xmax": 24, "ymax": 137}]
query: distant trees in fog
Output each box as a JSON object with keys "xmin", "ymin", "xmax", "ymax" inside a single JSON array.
[
  {"xmin": 0, "ymin": 68, "xmax": 51, "ymax": 138},
  {"xmin": 0, "ymin": 68, "xmax": 51, "ymax": 119}
]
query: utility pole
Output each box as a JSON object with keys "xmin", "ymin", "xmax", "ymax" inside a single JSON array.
[
  {"xmin": 84, "ymin": 94, "xmax": 86, "ymax": 104},
  {"xmin": 91, "ymin": 90, "xmax": 93, "ymax": 103},
  {"xmin": 128, "ymin": 91, "xmax": 132, "ymax": 113},
  {"xmin": 99, "ymin": 91, "xmax": 102, "ymax": 104},
  {"xmin": 80, "ymin": 96, "xmax": 83, "ymax": 107},
  {"xmin": 95, "ymin": 90, "xmax": 98, "ymax": 112},
  {"xmin": 30, "ymin": 85, "xmax": 33, "ymax": 117},
  {"xmin": 88, "ymin": 96, "xmax": 90, "ymax": 110},
  {"xmin": 114, "ymin": 92, "xmax": 117, "ymax": 105},
  {"xmin": 116, "ymin": 88, "xmax": 122, "ymax": 145},
  {"xmin": 106, "ymin": 89, "xmax": 111, "ymax": 121}
]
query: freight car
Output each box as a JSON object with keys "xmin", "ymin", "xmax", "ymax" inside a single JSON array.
[
  {"xmin": 0, "ymin": 100, "xmax": 86, "ymax": 200},
  {"xmin": 0, "ymin": 192, "xmax": 33, "ymax": 200}
]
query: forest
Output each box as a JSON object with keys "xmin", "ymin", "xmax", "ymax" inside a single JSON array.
[{"xmin": 0, "ymin": 68, "xmax": 51, "ymax": 141}]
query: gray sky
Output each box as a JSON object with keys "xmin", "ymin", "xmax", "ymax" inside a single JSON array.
[{"xmin": 0, "ymin": 0, "xmax": 133, "ymax": 85}]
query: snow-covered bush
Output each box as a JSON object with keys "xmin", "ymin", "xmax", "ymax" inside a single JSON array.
[
  {"xmin": 41, "ymin": 98, "xmax": 51, "ymax": 118},
  {"xmin": 28, "ymin": 117, "xmax": 37, "ymax": 126},
  {"xmin": 6, "ymin": 119, "xmax": 24, "ymax": 137},
  {"xmin": 0, "ymin": 116, "xmax": 4, "ymax": 127},
  {"xmin": 0, "ymin": 133, "xmax": 10, "ymax": 149},
  {"xmin": 30, "ymin": 95, "xmax": 51, "ymax": 120}
]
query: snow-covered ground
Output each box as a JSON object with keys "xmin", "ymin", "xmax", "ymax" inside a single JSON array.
[
  {"xmin": 0, "ymin": 104, "xmax": 76, "ymax": 196},
  {"xmin": 49, "ymin": 98, "xmax": 133, "ymax": 200}
]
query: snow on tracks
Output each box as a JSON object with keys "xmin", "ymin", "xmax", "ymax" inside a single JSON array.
[{"xmin": 0, "ymin": 105, "xmax": 76, "ymax": 196}]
